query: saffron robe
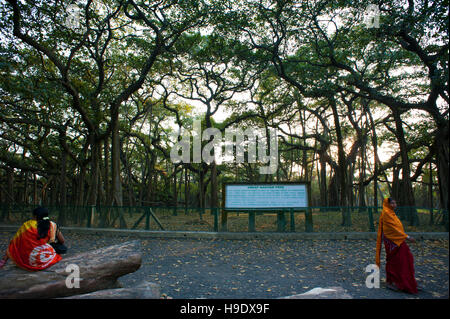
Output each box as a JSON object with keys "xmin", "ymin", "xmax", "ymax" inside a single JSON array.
[{"xmin": 376, "ymin": 198, "xmax": 417, "ymax": 294}]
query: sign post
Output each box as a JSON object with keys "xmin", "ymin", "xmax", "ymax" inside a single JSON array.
[{"xmin": 222, "ymin": 182, "xmax": 311, "ymax": 232}]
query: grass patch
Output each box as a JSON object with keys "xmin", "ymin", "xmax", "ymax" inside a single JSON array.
[{"xmin": 0, "ymin": 205, "xmax": 447, "ymax": 233}]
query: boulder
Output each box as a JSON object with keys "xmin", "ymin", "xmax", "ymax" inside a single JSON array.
[
  {"xmin": 279, "ymin": 287, "xmax": 352, "ymax": 299},
  {"xmin": 64, "ymin": 281, "xmax": 161, "ymax": 299},
  {"xmin": 0, "ymin": 240, "xmax": 142, "ymax": 299}
]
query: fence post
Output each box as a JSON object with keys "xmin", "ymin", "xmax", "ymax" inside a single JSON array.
[
  {"xmin": 221, "ymin": 208, "xmax": 228, "ymax": 232},
  {"xmin": 213, "ymin": 208, "xmax": 218, "ymax": 232},
  {"xmin": 289, "ymin": 209, "xmax": 295, "ymax": 232},
  {"xmin": 305, "ymin": 207, "xmax": 313, "ymax": 232},
  {"xmin": 277, "ymin": 210, "xmax": 286, "ymax": 232},
  {"xmin": 248, "ymin": 211, "xmax": 256, "ymax": 232},
  {"xmin": 145, "ymin": 207, "xmax": 150, "ymax": 230}
]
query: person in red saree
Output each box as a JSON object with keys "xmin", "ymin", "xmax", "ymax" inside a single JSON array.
[
  {"xmin": 376, "ymin": 197, "xmax": 418, "ymax": 294},
  {"xmin": 0, "ymin": 207, "xmax": 66, "ymax": 271}
]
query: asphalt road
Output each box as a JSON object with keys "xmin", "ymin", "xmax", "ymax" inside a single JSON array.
[{"xmin": 0, "ymin": 231, "xmax": 448, "ymax": 299}]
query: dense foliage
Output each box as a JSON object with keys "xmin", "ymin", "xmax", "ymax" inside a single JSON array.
[{"xmin": 0, "ymin": 0, "xmax": 448, "ymax": 215}]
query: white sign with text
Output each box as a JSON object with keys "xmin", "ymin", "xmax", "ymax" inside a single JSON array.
[{"xmin": 224, "ymin": 184, "xmax": 308, "ymax": 209}]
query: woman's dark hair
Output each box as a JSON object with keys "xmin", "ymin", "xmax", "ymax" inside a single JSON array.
[
  {"xmin": 33, "ymin": 207, "xmax": 50, "ymax": 239},
  {"xmin": 387, "ymin": 197, "xmax": 394, "ymax": 203}
]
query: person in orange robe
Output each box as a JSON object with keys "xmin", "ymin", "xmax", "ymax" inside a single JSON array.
[
  {"xmin": 0, "ymin": 207, "xmax": 66, "ymax": 271},
  {"xmin": 376, "ymin": 197, "xmax": 418, "ymax": 293}
]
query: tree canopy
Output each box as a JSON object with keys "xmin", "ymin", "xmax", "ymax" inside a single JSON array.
[{"xmin": 0, "ymin": 0, "xmax": 448, "ymax": 216}]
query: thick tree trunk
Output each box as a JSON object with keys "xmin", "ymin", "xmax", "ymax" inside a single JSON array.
[
  {"xmin": 33, "ymin": 173, "xmax": 38, "ymax": 205},
  {"xmin": 199, "ymin": 168, "xmax": 204, "ymax": 209},
  {"xmin": 328, "ymin": 173, "xmax": 339, "ymax": 207},
  {"xmin": 111, "ymin": 109, "xmax": 123, "ymax": 207},
  {"xmin": 358, "ymin": 140, "xmax": 367, "ymax": 209},
  {"xmin": 146, "ymin": 156, "xmax": 155, "ymax": 204},
  {"xmin": 59, "ymin": 149, "xmax": 67, "ymax": 225},
  {"xmin": 435, "ymin": 123, "xmax": 449, "ymax": 213},
  {"xmin": 7, "ymin": 167, "xmax": 14, "ymax": 205},
  {"xmin": 391, "ymin": 164, "xmax": 400, "ymax": 196},
  {"xmin": 87, "ymin": 137, "xmax": 100, "ymax": 206},
  {"xmin": 23, "ymin": 171, "xmax": 28, "ymax": 204},
  {"xmin": 330, "ymin": 99, "xmax": 350, "ymax": 226},
  {"xmin": 50, "ymin": 178, "xmax": 58, "ymax": 206},
  {"xmin": 363, "ymin": 101, "xmax": 381, "ymax": 208},
  {"xmin": 392, "ymin": 110, "xmax": 415, "ymax": 205},
  {"xmin": 318, "ymin": 151, "xmax": 328, "ymax": 209},
  {"xmin": 185, "ymin": 167, "xmax": 189, "ymax": 209},
  {"xmin": 77, "ymin": 165, "xmax": 86, "ymax": 206},
  {"xmin": 210, "ymin": 162, "xmax": 218, "ymax": 208},
  {"xmin": 104, "ymin": 140, "xmax": 111, "ymax": 206},
  {"xmin": 392, "ymin": 109, "xmax": 418, "ymax": 226},
  {"xmin": 111, "ymin": 112, "xmax": 126, "ymax": 228},
  {"xmin": 172, "ymin": 166, "xmax": 178, "ymax": 216}
]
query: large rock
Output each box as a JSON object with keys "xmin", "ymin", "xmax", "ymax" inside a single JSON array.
[
  {"xmin": 0, "ymin": 240, "xmax": 142, "ymax": 299},
  {"xmin": 279, "ymin": 287, "xmax": 352, "ymax": 299},
  {"xmin": 64, "ymin": 281, "xmax": 161, "ymax": 299}
]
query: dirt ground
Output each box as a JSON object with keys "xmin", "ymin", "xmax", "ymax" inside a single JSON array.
[{"xmin": 1, "ymin": 230, "xmax": 446, "ymax": 299}]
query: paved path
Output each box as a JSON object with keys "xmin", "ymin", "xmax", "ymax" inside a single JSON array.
[{"xmin": 0, "ymin": 231, "xmax": 448, "ymax": 299}]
